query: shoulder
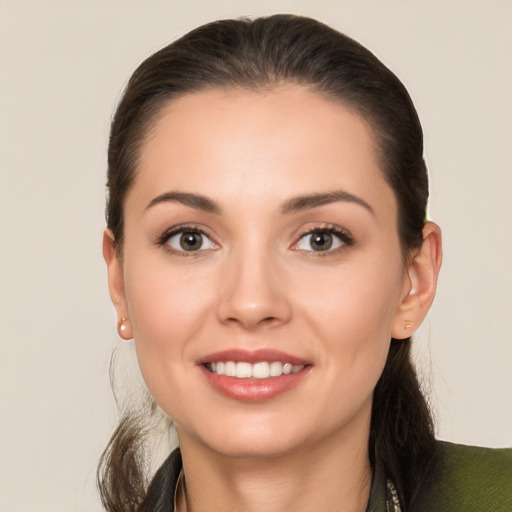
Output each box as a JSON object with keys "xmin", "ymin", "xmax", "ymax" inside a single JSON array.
[{"xmin": 412, "ymin": 441, "xmax": 512, "ymax": 512}]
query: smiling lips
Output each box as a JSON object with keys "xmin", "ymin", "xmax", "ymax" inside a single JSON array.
[
  {"xmin": 199, "ymin": 349, "xmax": 311, "ymax": 402},
  {"xmin": 208, "ymin": 361, "xmax": 305, "ymax": 379}
]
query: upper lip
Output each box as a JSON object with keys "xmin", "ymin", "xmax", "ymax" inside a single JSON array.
[{"xmin": 197, "ymin": 348, "xmax": 310, "ymax": 366}]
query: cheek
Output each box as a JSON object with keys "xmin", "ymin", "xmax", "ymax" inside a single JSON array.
[
  {"xmin": 123, "ymin": 258, "xmax": 217, "ymax": 374},
  {"xmin": 300, "ymin": 256, "xmax": 403, "ymax": 334},
  {"xmin": 292, "ymin": 259, "xmax": 403, "ymax": 426},
  {"xmin": 123, "ymin": 261, "xmax": 222, "ymax": 422},
  {"xmin": 295, "ymin": 253, "xmax": 405, "ymax": 373}
]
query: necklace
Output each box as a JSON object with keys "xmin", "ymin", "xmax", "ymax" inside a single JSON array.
[{"xmin": 386, "ymin": 479, "xmax": 402, "ymax": 512}]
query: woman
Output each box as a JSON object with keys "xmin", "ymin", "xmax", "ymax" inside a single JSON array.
[{"xmin": 98, "ymin": 14, "xmax": 511, "ymax": 512}]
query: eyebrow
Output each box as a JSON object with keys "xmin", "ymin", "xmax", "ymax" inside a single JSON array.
[
  {"xmin": 281, "ymin": 190, "xmax": 374, "ymax": 215},
  {"xmin": 145, "ymin": 191, "xmax": 222, "ymax": 214},
  {"xmin": 145, "ymin": 189, "xmax": 374, "ymax": 216}
]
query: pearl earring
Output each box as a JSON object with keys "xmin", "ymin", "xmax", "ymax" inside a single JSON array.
[{"xmin": 118, "ymin": 318, "xmax": 129, "ymax": 338}]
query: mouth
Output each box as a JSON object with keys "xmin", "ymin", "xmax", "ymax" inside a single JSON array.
[
  {"xmin": 205, "ymin": 361, "xmax": 305, "ymax": 379},
  {"xmin": 198, "ymin": 349, "xmax": 312, "ymax": 402}
]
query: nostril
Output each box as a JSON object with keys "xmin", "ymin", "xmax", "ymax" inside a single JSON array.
[
  {"xmin": 216, "ymin": 280, "xmax": 292, "ymax": 329},
  {"xmin": 222, "ymin": 314, "xmax": 282, "ymax": 329}
]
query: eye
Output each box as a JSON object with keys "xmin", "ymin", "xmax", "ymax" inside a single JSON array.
[
  {"xmin": 165, "ymin": 229, "xmax": 216, "ymax": 253},
  {"xmin": 295, "ymin": 228, "xmax": 351, "ymax": 252}
]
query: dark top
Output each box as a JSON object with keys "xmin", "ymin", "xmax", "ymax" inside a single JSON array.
[{"xmin": 140, "ymin": 441, "xmax": 512, "ymax": 511}]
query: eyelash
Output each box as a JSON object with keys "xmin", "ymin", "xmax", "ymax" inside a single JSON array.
[
  {"xmin": 156, "ymin": 224, "xmax": 217, "ymax": 257},
  {"xmin": 156, "ymin": 224, "xmax": 354, "ymax": 256},
  {"xmin": 292, "ymin": 224, "xmax": 354, "ymax": 256}
]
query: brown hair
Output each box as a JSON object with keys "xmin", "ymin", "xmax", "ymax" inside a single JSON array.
[{"xmin": 99, "ymin": 14, "xmax": 435, "ymax": 511}]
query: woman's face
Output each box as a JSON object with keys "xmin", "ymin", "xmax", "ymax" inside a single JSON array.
[{"xmin": 108, "ymin": 86, "xmax": 415, "ymax": 458}]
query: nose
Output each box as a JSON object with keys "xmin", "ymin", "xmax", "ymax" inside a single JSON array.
[{"xmin": 216, "ymin": 250, "xmax": 292, "ymax": 330}]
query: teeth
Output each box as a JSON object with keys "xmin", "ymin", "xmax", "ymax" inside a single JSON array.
[
  {"xmin": 236, "ymin": 362, "xmax": 252, "ymax": 378},
  {"xmin": 269, "ymin": 361, "xmax": 282, "ymax": 377},
  {"xmin": 253, "ymin": 362, "xmax": 270, "ymax": 379},
  {"xmin": 208, "ymin": 361, "xmax": 305, "ymax": 379},
  {"xmin": 225, "ymin": 361, "xmax": 236, "ymax": 377}
]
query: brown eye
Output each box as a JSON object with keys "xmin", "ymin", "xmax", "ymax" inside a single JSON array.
[
  {"xmin": 166, "ymin": 230, "xmax": 216, "ymax": 252},
  {"xmin": 179, "ymin": 232, "xmax": 203, "ymax": 251},
  {"xmin": 309, "ymin": 232, "xmax": 333, "ymax": 251},
  {"xmin": 296, "ymin": 230, "xmax": 345, "ymax": 252}
]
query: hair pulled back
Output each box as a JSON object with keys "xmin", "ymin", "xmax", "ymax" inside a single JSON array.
[{"xmin": 99, "ymin": 14, "xmax": 435, "ymax": 511}]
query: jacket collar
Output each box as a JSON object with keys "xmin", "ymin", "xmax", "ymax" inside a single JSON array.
[{"xmin": 144, "ymin": 448, "xmax": 390, "ymax": 512}]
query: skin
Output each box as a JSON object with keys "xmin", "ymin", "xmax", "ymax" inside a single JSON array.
[{"xmin": 104, "ymin": 86, "xmax": 442, "ymax": 512}]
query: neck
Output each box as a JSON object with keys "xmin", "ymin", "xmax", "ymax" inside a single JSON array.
[{"xmin": 177, "ymin": 427, "xmax": 373, "ymax": 512}]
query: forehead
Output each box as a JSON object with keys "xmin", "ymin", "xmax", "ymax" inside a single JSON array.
[{"xmin": 130, "ymin": 86, "xmax": 395, "ymax": 218}]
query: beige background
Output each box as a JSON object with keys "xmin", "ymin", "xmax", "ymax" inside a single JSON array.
[{"xmin": 1, "ymin": 1, "xmax": 511, "ymax": 510}]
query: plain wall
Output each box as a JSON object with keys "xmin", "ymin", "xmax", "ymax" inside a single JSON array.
[{"xmin": 1, "ymin": 1, "xmax": 511, "ymax": 510}]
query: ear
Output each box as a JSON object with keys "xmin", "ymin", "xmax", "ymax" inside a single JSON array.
[
  {"xmin": 103, "ymin": 229, "xmax": 133, "ymax": 340},
  {"xmin": 392, "ymin": 222, "xmax": 442, "ymax": 339}
]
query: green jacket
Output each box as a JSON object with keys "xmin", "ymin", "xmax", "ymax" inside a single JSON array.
[
  {"xmin": 368, "ymin": 441, "xmax": 512, "ymax": 511},
  {"xmin": 141, "ymin": 441, "xmax": 512, "ymax": 511}
]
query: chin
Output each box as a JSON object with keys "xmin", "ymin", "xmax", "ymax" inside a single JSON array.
[
  {"xmin": 210, "ymin": 433, "xmax": 307, "ymax": 460},
  {"xmin": 176, "ymin": 412, "xmax": 314, "ymax": 460}
]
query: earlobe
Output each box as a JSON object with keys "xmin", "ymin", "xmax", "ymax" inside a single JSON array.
[
  {"xmin": 103, "ymin": 229, "xmax": 133, "ymax": 340},
  {"xmin": 392, "ymin": 222, "xmax": 442, "ymax": 339}
]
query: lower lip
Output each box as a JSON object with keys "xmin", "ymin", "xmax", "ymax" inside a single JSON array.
[{"xmin": 200, "ymin": 365, "xmax": 311, "ymax": 402}]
